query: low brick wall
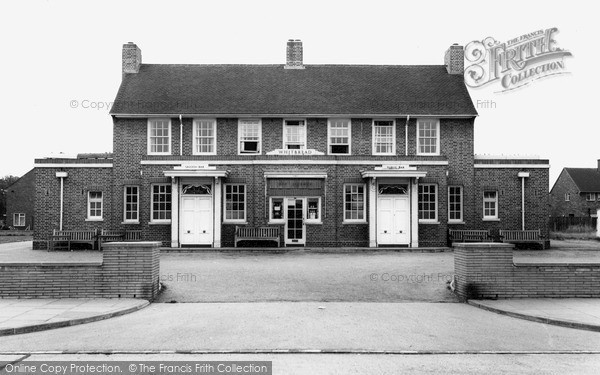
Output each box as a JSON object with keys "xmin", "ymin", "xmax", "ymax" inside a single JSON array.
[
  {"xmin": 0, "ymin": 242, "xmax": 160, "ymax": 300},
  {"xmin": 454, "ymin": 243, "xmax": 600, "ymax": 299}
]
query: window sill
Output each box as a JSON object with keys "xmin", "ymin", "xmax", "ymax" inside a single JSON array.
[
  {"xmin": 416, "ymin": 153, "xmax": 441, "ymax": 157},
  {"xmin": 343, "ymin": 221, "xmax": 368, "ymax": 224},
  {"xmin": 482, "ymin": 218, "xmax": 500, "ymax": 222},
  {"xmin": 148, "ymin": 153, "xmax": 172, "ymax": 156},
  {"xmin": 223, "ymin": 221, "xmax": 247, "ymax": 225},
  {"xmin": 121, "ymin": 221, "xmax": 140, "ymax": 225},
  {"xmin": 448, "ymin": 221, "xmax": 465, "ymax": 225},
  {"xmin": 305, "ymin": 221, "xmax": 322, "ymax": 225},
  {"xmin": 268, "ymin": 221, "xmax": 285, "ymax": 225},
  {"xmin": 85, "ymin": 218, "xmax": 104, "ymax": 222},
  {"xmin": 149, "ymin": 221, "xmax": 171, "ymax": 225},
  {"xmin": 419, "ymin": 220, "xmax": 440, "ymax": 224}
]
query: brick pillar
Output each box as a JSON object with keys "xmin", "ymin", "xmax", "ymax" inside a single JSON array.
[
  {"xmin": 102, "ymin": 241, "xmax": 160, "ymax": 300},
  {"xmin": 453, "ymin": 242, "xmax": 514, "ymax": 300}
]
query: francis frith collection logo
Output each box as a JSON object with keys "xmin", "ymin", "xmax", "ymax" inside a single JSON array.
[{"xmin": 464, "ymin": 27, "xmax": 572, "ymax": 92}]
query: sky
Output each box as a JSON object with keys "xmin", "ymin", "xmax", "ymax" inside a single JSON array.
[{"xmin": 0, "ymin": 0, "xmax": 596, "ymax": 187}]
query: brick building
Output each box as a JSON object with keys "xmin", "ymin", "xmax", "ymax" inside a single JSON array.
[
  {"xmin": 5, "ymin": 169, "xmax": 35, "ymax": 230},
  {"xmin": 33, "ymin": 40, "xmax": 550, "ymax": 249},
  {"xmin": 550, "ymin": 161, "xmax": 600, "ymax": 217}
]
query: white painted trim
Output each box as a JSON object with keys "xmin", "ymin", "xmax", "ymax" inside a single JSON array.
[
  {"xmin": 222, "ymin": 183, "xmax": 247, "ymax": 223},
  {"xmin": 327, "ymin": 119, "xmax": 351, "ymax": 156},
  {"xmin": 213, "ymin": 178, "xmax": 222, "ymax": 248},
  {"xmin": 150, "ymin": 183, "xmax": 172, "ymax": 223},
  {"xmin": 238, "ymin": 119, "xmax": 262, "ymax": 155},
  {"xmin": 263, "ymin": 173, "xmax": 328, "ymax": 179},
  {"xmin": 418, "ymin": 183, "xmax": 438, "ymax": 222},
  {"xmin": 416, "ymin": 118, "xmax": 440, "ymax": 156},
  {"xmin": 193, "ymin": 119, "xmax": 217, "ymax": 155},
  {"xmin": 342, "ymin": 183, "xmax": 367, "ymax": 223},
  {"xmin": 171, "ymin": 178, "xmax": 179, "ymax": 248},
  {"xmin": 141, "ymin": 160, "xmax": 450, "ymax": 166},
  {"xmin": 164, "ymin": 170, "xmax": 229, "ymax": 178},
  {"xmin": 114, "ymin": 114, "xmax": 478, "ymax": 118},
  {"xmin": 475, "ymin": 154, "xmax": 541, "ymax": 160},
  {"xmin": 147, "ymin": 119, "xmax": 172, "ymax": 155},
  {"xmin": 474, "ymin": 164, "xmax": 550, "ymax": 169},
  {"xmin": 123, "ymin": 185, "xmax": 140, "ymax": 224},
  {"xmin": 482, "ymin": 190, "xmax": 499, "ymax": 220},
  {"xmin": 283, "ymin": 119, "xmax": 307, "ymax": 150},
  {"xmin": 36, "ymin": 164, "xmax": 113, "ymax": 168},
  {"xmin": 87, "ymin": 191, "xmax": 103, "ymax": 220},
  {"xmin": 361, "ymin": 170, "xmax": 427, "ymax": 179},
  {"xmin": 372, "ymin": 119, "xmax": 396, "ymax": 156}
]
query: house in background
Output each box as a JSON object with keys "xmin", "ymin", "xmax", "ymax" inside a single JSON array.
[
  {"xmin": 5, "ymin": 169, "xmax": 35, "ymax": 230},
  {"xmin": 33, "ymin": 40, "xmax": 551, "ymax": 249},
  {"xmin": 550, "ymin": 161, "xmax": 600, "ymax": 217}
]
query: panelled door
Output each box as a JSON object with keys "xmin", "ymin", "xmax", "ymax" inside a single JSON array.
[
  {"xmin": 377, "ymin": 196, "xmax": 410, "ymax": 245},
  {"xmin": 285, "ymin": 198, "xmax": 306, "ymax": 245},
  {"xmin": 180, "ymin": 193, "xmax": 213, "ymax": 245}
]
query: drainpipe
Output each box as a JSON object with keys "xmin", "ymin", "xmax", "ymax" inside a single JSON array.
[
  {"xmin": 179, "ymin": 115, "xmax": 183, "ymax": 156},
  {"xmin": 404, "ymin": 115, "xmax": 410, "ymax": 156},
  {"xmin": 55, "ymin": 172, "xmax": 68, "ymax": 230},
  {"xmin": 517, "ymin": 172, "xmax": 529, "ymax": 230}
]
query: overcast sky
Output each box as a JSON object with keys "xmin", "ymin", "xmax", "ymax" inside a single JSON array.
[{"xmin": 0, "ymin": 0, "xmax": 596, "ymax": 186}]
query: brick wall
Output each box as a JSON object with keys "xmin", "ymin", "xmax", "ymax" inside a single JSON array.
[
  {"xmin": 550, "ymin": 169, "xmax": 600, "ymax": 217},
  {"xmin": 454, "ymin": 242, "xmax": 600, "ymax": 299},
  {"xmin": 5, "ymin": 169, "xmax": 35, "ymax": 229},
  {"xmin": 0, "ymin": 242, "xmax": 160, "ymax": 300}
]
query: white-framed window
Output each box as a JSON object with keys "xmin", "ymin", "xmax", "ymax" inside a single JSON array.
[
  {"xmin": 194, "ymin": 119, "xmax": 217, "ymax": 155},
  {"xmin": 123, "ymin": 186, "xmax": 139, "ymax": 223},
  {"xmin": 224, "ymin": 184, "xmax": 246, "ymax": 222},
  {"xmin": 417, "ymin": 119, "xmax": 440, "ymax": 155},
  {"xmin": 238, "ymin": 119, "xmax": 261, "ymax": 154},
  {"xmin": 448, "ymin": 186, "xmax": 463, "ymax": 222},
  {"xmin": 147, "ymin": 119, "xmax": 171, "ymax": 155},
  {"xmin": 344, "ymin": 184, "xmax": 366, "ymax": 222},
  {"xmin": 87, "ymin": 191, "xmax": 103, "ymax": 220},
  {"xmin": 269, "ymin": 197, "xmax": 285, "ymax": 223},
  {"xmin": 306, "ymin": 197, "xmax": 321, "ymax": 223},
  {"xmin": 283, "ymin": 119, "xmax": 307, "ymax": 149},
  {"xmin": 586, "ymin": 193, "xmax": 596, "ymax": 201},
  {"xmin": 328, "ymin": 119, "xmax": 351, "ymax": 155},
  {"xmin": 151, "ymin": 184, "xmax": 171, "ymax": 222},
  {"xmin": 372, "ymin": 120, "xmax": 395, "ymax": 155},
  {"xmin": 418, "ymin": 184, "xmax": 437, "ymax": 222},
  {"xmin": 565, "ymin": 193, "xmax": 570, "ymax": 202},
  {"xmin": 13, "ymin": 213, "xmax": 25, "ymax": 227},
  {"xmin": 483, "ymin": 191, "xmax": 498, "ymax": 220}
]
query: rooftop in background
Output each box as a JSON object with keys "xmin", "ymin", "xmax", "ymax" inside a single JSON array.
[{"xmin": 564, "ymin": 168, "xmax": 600, "ymax": 193}]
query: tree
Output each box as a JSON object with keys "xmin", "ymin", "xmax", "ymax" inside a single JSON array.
[{"xmin": 0, "ymin": 175, "xmax": 21, "ymax": 226}]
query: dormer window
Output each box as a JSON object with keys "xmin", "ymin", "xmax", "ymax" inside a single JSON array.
[
  {"xmin": 239, "ymin": 119, "xmax": 261, "ymax": 154},
  {"xmin": 283, "ymin": 120, "xmax": 306, "ymax": 149}
]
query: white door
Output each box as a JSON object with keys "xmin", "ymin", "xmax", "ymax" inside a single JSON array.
[
  {"xmin": 377, "ymin": 196, "xmax": 410, "ymax": 245},
  {"xmin": 285, "ymin": 198, "xmax": 305, "ymax": 245},
  {"xmin": 180, "ymin": 196, "xmax": 213, "ymax": 245}
]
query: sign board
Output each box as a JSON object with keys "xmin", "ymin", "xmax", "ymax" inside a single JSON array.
[
  {"xmin": 374, "ymin": 165, "xmax": 417, "ymax": 171},
  {"xmin": 266, "ymin": 149, "xmax": 325, "ymax": 156},
  {"xmin": 174, "ymin": 164, "xmax": 217, "ymax": 171}
]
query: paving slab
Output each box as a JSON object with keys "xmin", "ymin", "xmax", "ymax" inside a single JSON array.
[
  {"xmin": 0, "ymin": 299, "xmax": 149, "ymax": 337},
  {"xmin": 469, "ymin": 298, "xmax": 600, "ymax": 332}
]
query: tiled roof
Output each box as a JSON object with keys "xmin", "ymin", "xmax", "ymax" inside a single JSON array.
[
  {"xmin": 565, "ymin": 168, "xmax": 600, "ymax": 192},
  {"xmin": 110, "ymin": 64, "xmax": 477, "ymax": 116}
]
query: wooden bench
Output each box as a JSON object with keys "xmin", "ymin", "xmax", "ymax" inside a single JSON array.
[
  {"xmin": 99, "ymin": 229, "xmax": 143, "ymax": 250},
  {"xmin": 448, "ymin": 229, "xmax": 492, "ymax": 243},
  {"xmin": 235, "ymin": 226, "xmax": 280, "ymax": 247},
  {"xmin": 499, "ymin": 230, "xmax": 545, "ymax": 247},
  {"xmin": 50, "ymin": 229, "xmax": 98, "ymax": 251}
]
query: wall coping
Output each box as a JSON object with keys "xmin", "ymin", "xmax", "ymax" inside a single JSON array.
[
  {"xmin": 102, "ymin": 241, "xmax": 162, "ymax": 248},
  {"xmin": 454, "ymin": 243, "xmax": 514, "ymax": 249},
  {"xmin": 0, "ymin": 262, "xmax": 102, "ymax": 267},
  {"xmin": 514, "ymin": 262, "xmax": 600, "ymax": 267}
]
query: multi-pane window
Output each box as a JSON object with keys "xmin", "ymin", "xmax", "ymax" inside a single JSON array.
[
  {"xmin": 373, "ymin": 120, "xmax": 395, "ymax": 155},
  {"xmin": 270, "ymin": 198, "xmax": 284, "ymax": 222},
  {"xmin": 418, "ymin": 184, "xmax": 437, "ymax": 221},
  {"xmin": 239, "ymin": 120, "xmax": 261, "ymax": 154},
  {"xmin": 306, "ymin": 197, "xmax": 321, "ymax": 223},
  {"xmin": 448, "ymin": 186, "xmax": 463, "ymax": 222},
  {"xmin": 586, "ymin": 193, "xmax": 596, "ymax": 201},
  {"xmin": 224, "ymin": 184, "xmax": 246, "ymax": 222},
  {"xmin": 344, "ymin": 184, "xmax": 366, "ymax": 222},
  {"xmin": 483, "ymin": 191, "xmax": 498, "ymax": 220},
  {"xmin": 417, "ymin": 119, "xmax": 440, "ymax": 155},
  {"xmin": 151, "ymin": 184, "xmax": 172, "ymax": 222},
  {"xmin": 148, "ymin": 119, "xmax": 171, "ymax": 154},
  {"xmin": 283, "ymin": 120, "xmax": 307, "ymax": 149},
  {"xmin": 564, "ymin": 193, "xmax": 570, "ymax": 201},
  {"xmin": 194, "ymin": 119, "xmax": 216, "ymax": 154},
  {"xmin": 123, "ymin": 186, "xmax": 139, "ymax": 223},
  {"xmin": 328, "ymin": 119, "xmax": 351, "ymax": 154},
  {"xmin": 13, "ymin": 213, "xmax": 25, "ymax": 227},
  {"xmin": 88, "ymin": 191, "xmax": 103, "ymax": 220}
]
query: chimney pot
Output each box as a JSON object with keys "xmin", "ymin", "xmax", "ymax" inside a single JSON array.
[
  {"xmin": 285, "ymin": 39, "xmax": 304, "ymax": 69},
  {"xmin": 122, "ymin": 42, "xmax": 142, "ymax": 74},
  {"xmin": 444, "ymin": 44, "xmax": 464, "ymax": 75}
]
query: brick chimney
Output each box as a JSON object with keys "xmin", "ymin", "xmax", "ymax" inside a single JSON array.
[
  {"xmin": 122, "ymin": 42, "xmax": 142, "ymax": 74},
  {"xmin": 285, "ymin": 39, "xmax": 304, "ymax": 69},
  {"xmin": 597, "ymin": 159, "xmax": 600, "ymax": 171},
  {"xmin": 444, "ymin": 43, "xmax": 464, "ymax": 75}
]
